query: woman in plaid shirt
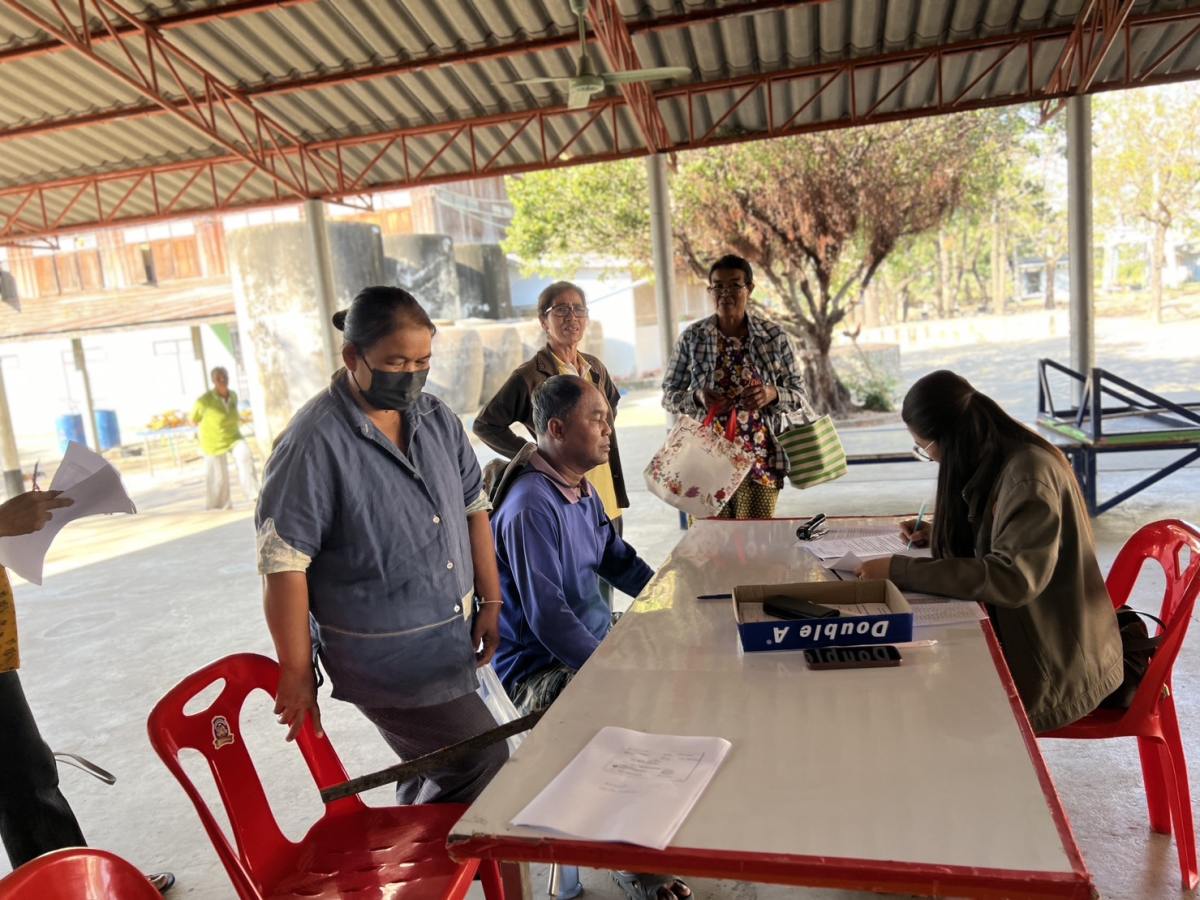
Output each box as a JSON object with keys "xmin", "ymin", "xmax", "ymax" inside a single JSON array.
[{"xmin": 662, "ymin": 254, "xmax": 808, "ymax": 518}]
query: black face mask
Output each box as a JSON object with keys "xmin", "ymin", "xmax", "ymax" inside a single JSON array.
[{"xmin": 353, "ymin": 363, "xmax": 429, "ymax": 411}]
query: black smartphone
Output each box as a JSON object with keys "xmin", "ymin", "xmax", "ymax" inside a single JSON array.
[
  {"xmin": 762, "ymin": 595, "xmax": 841, "ymax": 620},
  {"xmin": 803, "ymin": 645, "xmax": 902, "ymax": 670}
]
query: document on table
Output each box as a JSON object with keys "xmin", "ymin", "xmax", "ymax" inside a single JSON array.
[
  {"xmin": 801, "ymin": 532, "xmax": 918, "ymax": 560},
  {"xmin": 511, "ymin": 726, "xmax": 731, "ymax": 850},
  {"xmin": 816, "ymin": 548, "xmax": 933, "ymax": 573},
  {"xmin": 0, "ymin": 442, "xmax": 136, "ymax": 585},
  {"xmin": 912, "ymin": 601, "xmax": 987, "ymax": 627}
]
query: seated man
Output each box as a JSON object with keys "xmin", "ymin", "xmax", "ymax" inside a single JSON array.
[
  {"xmin": 491, "ymin": 374, "xmax": 653, "ymax": 714},
  {"xmin": 491, "ymin": 375, "xmax": 688, "ymax": 900}
]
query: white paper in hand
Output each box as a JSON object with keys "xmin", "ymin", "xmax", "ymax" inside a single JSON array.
[
  {"xmin": 511, "ymin": 726, "xmax": 731, "ymax": 850},
  {"xmin": 0, "ymin": 442, "xmax": 136, "ymax": 585}
]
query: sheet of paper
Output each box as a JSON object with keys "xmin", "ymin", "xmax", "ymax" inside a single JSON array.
[
  {"xmin": 800, "ymin": 532, "xmax": 920, "ymax": 560},
  {"xmin": 815, "ymin": 548, "xmax": 933, "ymax": 573},
  {"xmin": 0, "ymin": 442, "xmax": 136, "ymax": 585},
  {"xmin": 511, "ymin": 726, "xmax": 731, "ymax": 850},
  {"xmin": 912, "ymin": 601, "xmax": 987, "ymax": 627}
]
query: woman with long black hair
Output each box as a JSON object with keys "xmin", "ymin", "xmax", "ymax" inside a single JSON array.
[{"xmin": 855, "ymin": 369, "xmax": 1123, "ymax": 734}]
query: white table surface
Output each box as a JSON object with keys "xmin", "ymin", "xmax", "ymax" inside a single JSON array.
[{"xmin": 449, "ymin": 518, "xmax": 1091, "ymax": 897}]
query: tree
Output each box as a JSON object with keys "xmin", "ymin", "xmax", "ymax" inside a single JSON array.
[
  {"xmin": 1095, "ymin": 86, "xmax": 1200, "ymax": 322},
  {"xmin": 670, "ymin": 117, "xmax": 995, "ymax": 414},
  {"xmin": 505, "ymin": 114, "xmax": 998, "ymax": 414},
  {"xmin": 1009, "ymin": 116, "xmax": 1070, "ymax": 311}
]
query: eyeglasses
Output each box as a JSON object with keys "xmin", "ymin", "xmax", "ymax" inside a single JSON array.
[
  {"xmin": 912, "ymin": 438, "xmax": 936, "ymax": 462},
  {"xmin": 706, "ymin": 284, "xmax": 748, "ymax": 298},
  {"xmin": 547, "ymin": 304, "xmax": 589, "ymax": 319}
]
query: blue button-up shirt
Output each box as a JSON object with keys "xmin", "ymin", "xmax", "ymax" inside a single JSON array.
[{"xmin": 256, "ymin": 372, "xmax": 484, "ymax": 708}]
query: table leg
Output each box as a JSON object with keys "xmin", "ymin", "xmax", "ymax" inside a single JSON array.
[
  {"xmin": 500, "ymin": 861, "xmax": 532, "ymax": 900},
  {"xmin": 144, "ymin": 436, "xmax": 155, "ymax": 477}
]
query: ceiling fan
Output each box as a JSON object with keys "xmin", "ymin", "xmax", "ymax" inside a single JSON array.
[{"xmin": 511, "ymin": 0, "xmax": 691, "ymax": 109}]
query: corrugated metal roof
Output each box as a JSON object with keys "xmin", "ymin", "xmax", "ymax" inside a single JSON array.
[{"xmin": 3, "ymin": 0, "xmax": 1200, "ymax": 240}]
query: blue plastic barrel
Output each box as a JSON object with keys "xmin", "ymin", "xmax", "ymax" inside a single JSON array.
[
  {"xmin": 56, "ymin": 413, "xmax": 86, "ymax": 453},
  {"xmin": 94, "ymin": 409, "xmax": 120, "ymax": 451}
]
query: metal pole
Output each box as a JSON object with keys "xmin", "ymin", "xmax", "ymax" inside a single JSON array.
[
  {"xmin": 304, "ymin": 198, "xmax": 339, "ymax": 378},
  {"xmin": 646, "ymin": 153, "xmax": 677, "ymax": 402},
  {"xmin": 1067, "ymin": 95, "xmax": 1095, "ymax": 403},
  {"xmin": 71, "ymin": 337, "xmax": 101, "ymax": 452},
  {"xmin": 0, "ymin": 366, "xmax": 23, "ymax": 498}
]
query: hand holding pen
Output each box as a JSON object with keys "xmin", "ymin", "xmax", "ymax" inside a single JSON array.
[{"xmin": 901, "ymin": 503, "xmax": 930, "ymax": 549}]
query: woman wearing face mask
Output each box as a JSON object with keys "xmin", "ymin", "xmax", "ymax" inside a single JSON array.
[
  {"xmin": 256, "ymin": 285, "xmax": 507, "ymax": 804},
  {"xmin": 854, "ymin": 370, "xmax": 1123, "ymax": 734}
]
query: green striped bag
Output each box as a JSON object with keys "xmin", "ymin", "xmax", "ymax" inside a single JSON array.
[{"xmin": 777, "ymin": 401, "xmax": 848, "ymax": 489}]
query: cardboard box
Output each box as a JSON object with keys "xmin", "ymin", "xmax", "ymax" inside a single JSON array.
[{"xmin": 734, "ymin": 580, "xmax": 913, "ymax": 652}]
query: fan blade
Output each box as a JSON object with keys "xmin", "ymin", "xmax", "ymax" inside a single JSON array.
[
  {"xmin": 568, "ymin": 88, "xmax": 592, "ymax": 110},
  {"xmin": 510, "ymin": 77, "xmax": 567, "ymax": 86},
  {"xmin": 601, "ymin": 66, "xmax": 691, "ymax": 86}
]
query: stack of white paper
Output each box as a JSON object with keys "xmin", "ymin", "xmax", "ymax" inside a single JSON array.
[
  {"xmin": 511, "ymin": 727, "xmax": 731, "ymax": 850},
  {"xmin": 0, "ymin": 442, "xmax": 136, "ymax": 585}
]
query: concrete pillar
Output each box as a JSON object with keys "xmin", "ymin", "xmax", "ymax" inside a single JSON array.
[
  {"xmin": 191, "ymin": 326, "xmax": 208, "ymax": 387},
  {"xmin": 304, "ymin": 199, "xmax": 341, "ymax": 379},
  {"xmin": 646, "ymin": 154, "xmax": 678, "ymax": 403},
  {"xmin": 71, "ymin": 338, "xmax": 101, "ymax": 452},
  {"xmin": 0, "ymin": 365, "xmax": 22, "ymax": 498},
  {"xmin": 1067, "ymin": 95, "xmax": 1095, "ymax": 400},
  {"xmin": 454, "ymin": 244, "xmax": 513, "ymax": 319},
  {"xmin": 228, "ymin": 220, "xmax": 385, "ymax": 445},
  {"xmin": 383, "ymin": 234, "xmax": 462, "ymax": 319}
]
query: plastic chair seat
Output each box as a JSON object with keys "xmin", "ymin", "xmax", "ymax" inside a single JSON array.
[
  {"xmin": 1041, "ymin": 519, "xmax": 1200, "ymax": 891},
  {"xmin": 147, "ymin": 653, "xmax": 502, "ymax": 900},
  {"xmin": 0, "ymin": 848, "xmax": 162, "ymax": 899}
]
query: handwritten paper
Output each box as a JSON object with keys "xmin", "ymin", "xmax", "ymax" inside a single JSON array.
[
  {"xmin": 0, "ymin": 442, "xmax": 136, "ymax": 585},
  {"xmin": 511, "ymin": 727, "xmax": 731, "ymax": 850}
]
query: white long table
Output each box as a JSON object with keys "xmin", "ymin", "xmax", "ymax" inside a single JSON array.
[{"xmin": 449, "ymin": 518, "xmax": 1094, "ymax": 899}]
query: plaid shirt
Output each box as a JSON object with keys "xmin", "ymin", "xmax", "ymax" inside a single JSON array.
[{"xmin": 662, "ymin": 313, "xmax": 807, "ymax": 474}]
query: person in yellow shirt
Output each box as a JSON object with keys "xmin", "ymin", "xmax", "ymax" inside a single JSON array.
[
  {"xmin": 473, "ymin": 283, "xmax": 629, "ymax": 609},
  {"xmin": 0, "ymin": 490, "xmax": 175, "ymax": 893},
  {"xmin": 192, "ymin": 367, "xmax": 259, "ymax": 510}
]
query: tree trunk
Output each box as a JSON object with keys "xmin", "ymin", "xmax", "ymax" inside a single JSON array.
[
  {"xmin": 1150, "ymin": 221, "xmax": 1168, "ymax": 323},
  {"xmin": 991, "ymin": 203, "xmax": 1004, "ymax": 311},
  {"xmin": 937, "ymin": 223, "xmax": 951, "ymax": 318},
  {"xmin": 1044, "ymin": 258, "xmax": 1056, "ymax": 310},
  {"xmin": 863, "ymin": 282, "xmax": 880, "ymax": 328}
]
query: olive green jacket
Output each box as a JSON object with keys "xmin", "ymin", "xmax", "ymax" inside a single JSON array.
[{"xmin": 890, "ymin": 444, "xmax": 1123, "ymax": 733}]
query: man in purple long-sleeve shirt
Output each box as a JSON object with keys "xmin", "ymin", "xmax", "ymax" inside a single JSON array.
[{"xmin": 491, "ymin": 375, "xmax": 654, "ymax": 713}]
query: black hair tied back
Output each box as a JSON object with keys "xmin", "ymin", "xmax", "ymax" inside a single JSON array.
[
  {"xmin": 335, "ymin": 285, "xmax": 435, "ymax": 351},
  {"xmin": 332, "ymin": 310, "xmax": 348, "ymax": 332}
]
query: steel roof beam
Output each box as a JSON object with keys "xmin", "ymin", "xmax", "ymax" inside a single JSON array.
[
  {"xmin": 0, "ymin": 0, "xmax": 820, "ymax": 144},
  {"xmin": 1041, "ymin": 0, "xmax": 1139, "ymax": 121},
  {"xmin": 0, "ymin": 0, "xmax": 337, "ymax": 198},
  {"xmin": 587, "ymin": 0, "xmax": 673, "ymax": 153},
  {"xmin": 5, "ymin": 5, "xmax": 1200, "ymax": 242},
  {"xmin": 0, "ymin": 0, "xmax": 324, "ymax": 64}
]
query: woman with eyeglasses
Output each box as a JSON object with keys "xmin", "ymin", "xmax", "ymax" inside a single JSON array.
[
  {"xmin": 474, "ymin": 281, "xmax": 629, "ymax": 546},
  {"xmin": 662, "ymin": 254, "xmax": 808, "ymax": 519},
  {"xmin": 855, "ymin": 370, "xmax": 1123, "ymax": 733}
]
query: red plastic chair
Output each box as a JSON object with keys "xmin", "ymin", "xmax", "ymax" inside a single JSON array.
[
  {"xmin": 0, "ymin": 848, "xmax": 162, "ymax": 899},
  {"xmin": 1043, "ymin": 519, "xmax": 1200, "ymax": 890},
  {"xmin": 147, "ymin": 653, "xmax": 504, "ymax": 900}
]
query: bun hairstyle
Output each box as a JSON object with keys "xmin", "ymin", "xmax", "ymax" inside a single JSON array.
[
  {"xmin": 902, "ymin": 369, "xmax": 1078, "ymax": 559},
  {"xmin": 332, "ymin": 286, "xmax": 436, "ymax": 351}
]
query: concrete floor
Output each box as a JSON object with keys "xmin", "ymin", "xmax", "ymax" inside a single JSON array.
[{"xmin": 5, "ymin": 316, "xmax": 1200, "ymax": 899}]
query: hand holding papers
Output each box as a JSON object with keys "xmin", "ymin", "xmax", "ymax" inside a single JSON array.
[
  {"xmin": 512, "ymin": 727, "xmax": 731, "ymax": 850},
  {"xmin": 0, "ymin": 442, "xmax": 136, "ymax": 584}
]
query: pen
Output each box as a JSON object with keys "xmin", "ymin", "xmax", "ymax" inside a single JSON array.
[
  {"xmin": 696, "ymin": 593, "xmax": 733, "ymax": 600},
  {"xmin": 908, "ymin": 501, "xmax": 927, "ymax": 551},
  {"xmin": 31, "ymin": 460, "xmax": 41, "ymax": 491}
]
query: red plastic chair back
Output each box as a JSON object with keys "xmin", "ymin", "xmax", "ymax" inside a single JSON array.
[
  {"xmin": 1106, "ymin": 519, "xmax": 1200, "ymax": 723},
  {"xmin": 0, "ymin": 849, "xmax": 162, "ymax": 899},
  {"xmin": 146, "ymin": 653, "xmax": 361, "ymax": 896}
]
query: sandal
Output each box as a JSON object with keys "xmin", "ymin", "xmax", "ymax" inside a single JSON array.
[
  {"xmin": 146, "ymin": 872, "xmax": 176, "ymax": 894},
  {"xmin": 611, "ymin": 871, "xmax": 690, "ymax": 900}
]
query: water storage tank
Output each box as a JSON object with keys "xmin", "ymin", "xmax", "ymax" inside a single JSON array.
[
  {"xmin": 460, "ymin": 323, "xmax": 522, "ymax": 402},
  {"xmin": 56, "ymin": 413, "xmax": 86, "ymax": 453},
  {"xmin": 427, "ymin": 326, "xmax": 484, "ymax": 413},
  {"xmin": 94, "ymin": 410, "xmax": 121, "ymax": 451}
]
